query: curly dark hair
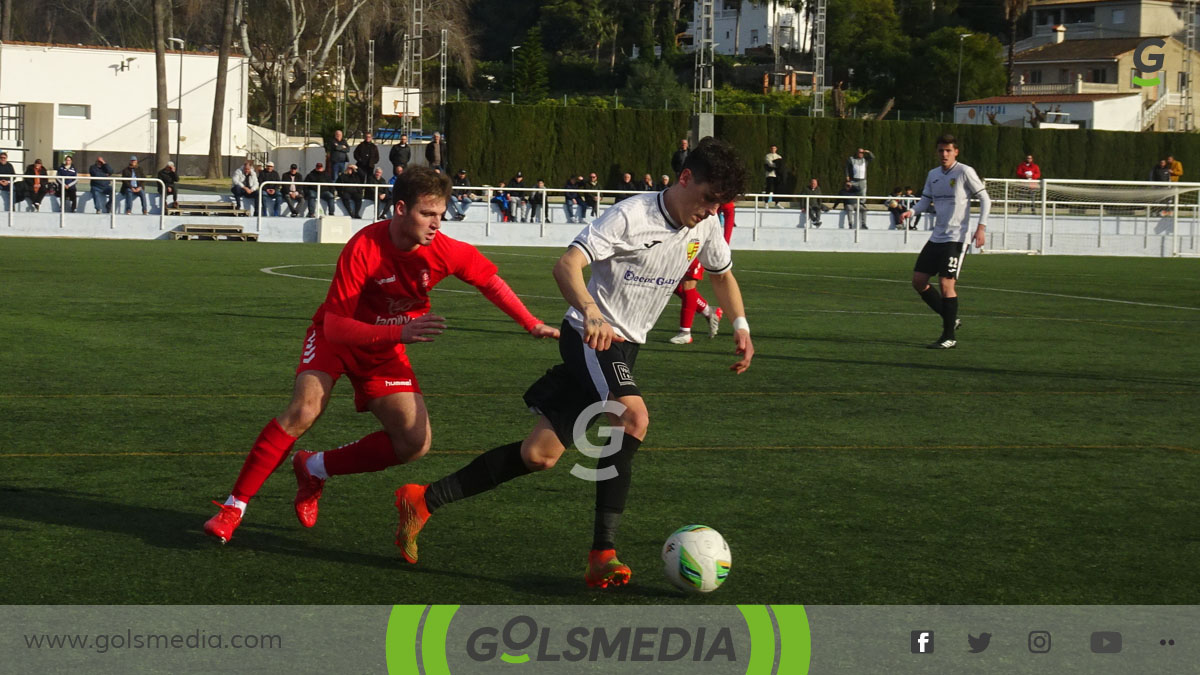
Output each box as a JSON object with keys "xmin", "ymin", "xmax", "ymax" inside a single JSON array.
[
  {"xmin": 681, "ymin": 137, "xmax": 748, "ymax": 203},
  {"xmin": 391, "ymin": 165, "xmax": 452, "ymax": 212}
]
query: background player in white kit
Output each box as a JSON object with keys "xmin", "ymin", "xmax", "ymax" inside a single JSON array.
[
  {"xmin": 902, "ymin": 134, "xmax": 990, "ymax": 349},
  {"xmin": 393, "ymin": 137, "xmax": 755, "ymax": 588}
]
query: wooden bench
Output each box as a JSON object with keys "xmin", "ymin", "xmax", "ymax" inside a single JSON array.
[
  {"xmin": 170, "ymin": 224, "xmax": 259, "ymax": 241},
  {"xmin": 166, "ymin": 201, "xmax": 251, "ymax": 217}
]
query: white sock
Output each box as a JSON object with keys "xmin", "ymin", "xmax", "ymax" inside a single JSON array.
[
  {"xmin": 306, "ymin": 452, "xmax": 329, "ymax": 480},
  {"xmin": 223, "ymin": 496, "xmax": 247, "ymax": 515},
  {"xmin": 677, "ymin": 327, "xmax": 691, "ymax": 334}
]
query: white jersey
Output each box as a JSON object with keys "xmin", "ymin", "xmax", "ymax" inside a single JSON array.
[
  {"xmin": 913, "ymin": 161, "xmax": 991, "ymax": 243},
  {"xmin": 566, "ymin": 191, "xmax": 732, "ymax": 344}
]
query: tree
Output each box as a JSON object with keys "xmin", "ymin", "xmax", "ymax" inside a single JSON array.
[
  {"xmin": 1003, "ymin": 0, "xmax": 1032, "ymax": 94},
  {"xmin": 826, "ymin": 0, "xmax": 906, "ymax": 103},
  {"xmin": 513, "ymin": 27, "xmax": 549, "ymax": 104},
  {"xmin": 621, "ymin": 60, "xmax": 690, "ymax": 109},
  {"xmin": 152, "ymin": 0, "xmax": 171, "ymax": 171},
  {"xmin": 207, "ymin": 0, "xmax": 237, "ymax": 179},
  {"xmin": 897, "ymin": 28, "xmax": 1006, "ymax": 112}
]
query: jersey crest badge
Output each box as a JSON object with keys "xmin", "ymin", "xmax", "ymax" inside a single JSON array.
[
  {"xmin": 420, "ymin": 269, "xmax": 430, "ymax": 289},
  {"xmin": 686, "ymin": 240, "xmax": 700, "ymax": 261},
  {"xmin": 950, "ymin": 178, "xmax": 957, "ymax": 188}
]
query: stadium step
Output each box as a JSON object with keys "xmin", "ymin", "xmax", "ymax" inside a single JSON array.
[
  {"xmin": 170, "ymin": 224, "xmax": 258, "ymax": 242},
  {"xmin": 166, "ymin": 201, "xmax": 252, "ymax": 217}
]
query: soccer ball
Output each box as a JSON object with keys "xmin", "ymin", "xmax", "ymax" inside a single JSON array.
[{"xmin": 661, "ymin": 525, "xmax": 731, "ymax": 593}]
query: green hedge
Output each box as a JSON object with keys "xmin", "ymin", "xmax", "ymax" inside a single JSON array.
[{"xmin": 446, "ymin": 102, "xmax": 1195, "ymax": 194}]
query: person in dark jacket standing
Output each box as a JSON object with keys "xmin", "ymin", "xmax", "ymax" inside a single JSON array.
[
  {"xmin": 57, "ymin": 155, "xmax": 79, "ymax": 212},
  {"xmin": 354, "ymin": 132, "xmax": 380, "ymax": 175},
  {"xmin": 388, "ymin": 133, "xmax": 411, "ymax": 171},
  {"xmin": 327, "ymin": 129, "xmax": 350, "ymax": 177},
  {"xmin": 425, "ymin": 131, "xmax": 447, "ymax": 172},
  {"xmin": 670, "ymin": 138, "xmax": 689, "ymax": 176},
  {"xmin": 157, "ymin": 161, "xmax": 179, "ymax": 210}
]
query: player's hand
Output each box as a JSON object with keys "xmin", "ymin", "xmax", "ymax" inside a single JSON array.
[
  {"xmin": 730, "ymin": 330, "xmax": 754, "ymax": 374},
  {"xmin": 974, "ymin": 226, "xmax": 986, "ymax": 249},
  {"xmin": 583, "ymin": 313, "xmax": 621, "ymax": 351},
  {"xmin": 400, "ymin": 314, "xmax": 446, "ymax": 343},
  {"xmin": 530, "ymin": 323, "xmax": 560, "ymax": 339}
]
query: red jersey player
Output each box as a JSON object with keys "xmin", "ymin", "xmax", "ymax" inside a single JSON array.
[
  {"xmin": 203, "ymin": 166, "xmax": 559, "ymax": 543},
  {"xmin": 668, "ymin": 201, "xmax": 734, "ymax": 344}
]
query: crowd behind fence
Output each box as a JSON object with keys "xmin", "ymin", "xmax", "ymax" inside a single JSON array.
[{"xmin": 4, "ymin": 175, "xmax": 1198, "ymax": 256}]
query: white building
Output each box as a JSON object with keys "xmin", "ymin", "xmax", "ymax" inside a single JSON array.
[
  {"xmin": 954, "ymin": 93, "xmax": 1143, "ymax": 130},
  {"xmin": 691, "ymin": 0, "xmax": 812, "ymax": 55},
  {"xmin": 0, "ymin": 41, "xmax": 249, "ymax": 175}
]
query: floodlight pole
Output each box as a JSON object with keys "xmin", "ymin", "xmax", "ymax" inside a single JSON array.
[
  {"xmin": 956, "ymin": 33, "xmax": 973, "ymax": 106},
  {"xmin": 510, "ymin": 45, "xmax": 521, "ymax": 105}
]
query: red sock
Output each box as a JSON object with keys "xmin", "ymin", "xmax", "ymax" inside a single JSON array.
[
  {"xmin": 692, "ymin": 290, "xmax": 709, "ymax": 315},
  {"xmin": 322, "ymin": 431, "xmax": 401, "ymax": 476},
  {"xmin": 231, "ymin": 418, "xmax": 298, "ymax": 503},
  {"xmin": 680, "ymin": 288, "xmax": 707, "ymax": 329}
]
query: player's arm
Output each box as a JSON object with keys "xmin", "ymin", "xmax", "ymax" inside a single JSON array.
[
  {"xmin": 708, "ymin": 270, "xmax": 754, "ymax": 374},
  {"xmin": 553, "ymin": 246, "xmax": 618, "ymax": 350},
  {"xmin": 324, "ymin": 311, "xmax": 445, "ymax": 345},
  {"xmin": 967, "ymin": 167, "xmax": 990, "ymax": 249},
  {"xmin": 902, "ymin": 176, "xmax": 934, "ymax": 222},
  {"xmin": 474, "ymin": 274, "xmax": 559, "ymax": 339}
]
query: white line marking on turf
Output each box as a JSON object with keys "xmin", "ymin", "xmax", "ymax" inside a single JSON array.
[
  {"xmin": 743, "ymin": 269, "xmax": 1200, "ymax": 311},
  {"xmin": 260, "ymin": 264, "xmax": 560, "ymax": 299}
]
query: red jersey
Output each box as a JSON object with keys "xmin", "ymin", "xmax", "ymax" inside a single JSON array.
[{"xmin": 312, "ymin": 220, "xmax": 496, "ymax": 362}]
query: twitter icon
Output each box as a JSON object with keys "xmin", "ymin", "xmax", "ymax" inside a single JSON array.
[{"xmin": 968, "ymin": 633, "xmax": 992, "ymax": 653}]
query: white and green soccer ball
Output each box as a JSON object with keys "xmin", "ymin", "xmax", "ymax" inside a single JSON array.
[{"xmin": 661, "ymin": 525, "xmax": 731, "ymax": 593}]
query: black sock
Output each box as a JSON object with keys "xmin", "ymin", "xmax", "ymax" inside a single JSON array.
[
  {"xmin": 919, "ymin": 286, "xmax": 944, "ymax": 316},
  {"xmin": 942, "ymin": 296, "xmax": 958, "ymax": 339},
  {"xmin": 424, "ymin": 441, "xmax": 530, "ymax": 513},
  {"xmin": 592, "ymin": 434, "xmax": 642, "ymax": 550}
]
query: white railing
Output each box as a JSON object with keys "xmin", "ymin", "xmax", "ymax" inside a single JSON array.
[{"xmin": 1, "ymin": 173, "xmax": 166, "ymax": 231}]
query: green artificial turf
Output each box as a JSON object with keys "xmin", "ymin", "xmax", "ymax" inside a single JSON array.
[{"xmin": 1, "ymin": 237, "xmax": 1197, "ymax": 605}]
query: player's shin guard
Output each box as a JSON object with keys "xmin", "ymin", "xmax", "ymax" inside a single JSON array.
[
  {"xmin": 941, "ymin": 296, "xmax": 959, "ymax": 339},
  {"xmin": 592, "ymin": 434, "xmax": 642, "ymax": 550},
  {"xmin": 322, "ymin": 431, "xmax": 402, "ymax": 476},
  {"xmin": 424, "ymin": 441, "xmax": 530, "ymax": 512},
  {"xmin": 919, "ymin": 286, "xmax": 944, "ymax": 316},
  {"xmin": 231, "ymin": 418, "xmax": 298, "ymax": 503}
]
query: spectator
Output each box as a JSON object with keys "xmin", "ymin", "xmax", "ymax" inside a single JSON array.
[
  {"xmin": 490, "ymin": 181, "xmax": 512, "ymax": 221},
  {"xmin": 157, "ymin": 160, "xmax": 179, "ymax": 210},
  {"xmin": 0, "ymin": 151, "xmax": 14, "ymax": 211},
  {"xmin": 450, "ymin": 168, "xmax": 474, "ymax": 221},
  {"xmin": 718, "ymin": 201, "xmax": 736, "ymax": 242},
  {"xmin": 57, "ymin": 155, "xmax": 79, "ymax": 213},
  {"xmin": 425, "ymin": 131, "xmax": 447, "ymax": 172},
  {"xmin": 303, "ymin": 162, "xmax": 335, "ymax": 217},
  {"xmin": 259, "ymin": 160, "xmax": 281, "ymax": 216},
  {"xmin": 838, "ymin": 179, "xmax": 864, "ymax": 229},
  {"xmin": 388, "ymin": 133, "xmax": 411, "ymax": 171},
  {"xmin": 25, "ymin": 158, "xmax": 50, "ymax": 211},
  {"xmin": 764, "ymin": 144, "xmax": 782, "ymax": 206},
  {"xmin": 528, "ymin": 178, "xmax": 549, "ymax": 223},
  {"xmin": 509, "ymin": 171, "xmax": 530, "ymax": 221},
  {"xmin": 582, "ymin": 172, "xmax": 600, "ymax": 217},
  {"xmin": 887, "ymin": 186, "xmax": 907, "ymax": 229},
  {"xmin": 369, "ymin": 166, "xmax": 390, "ymax": 219},
  {"xmin": 613, "ymin": 171, "xmax": 636, "ymax": 202},
  {"xmin": 281, "ymin": 163, "xmax": 304, "ymax": 217},
  {"xmin": 562, "ymin": 175, "xmax": 585, "ymax": 223},
  {"xmin": 231, "ymin": 160, "xmax": 259, "ymax": 215},
  {"xmin": 800, "ymin": 177, "xmax": 828, "ymax": 228},
  {"xmin": 327, "ymin": 130, "xmax": 350, "ymax": 177},
  {"xmin": 1015, "ymin": 154, "xmax": 1041, "ymax": 181},
  {"xmin": 1167, "ymin": 154, "xmax": 1183, "ymax": 182},
  {"xmin": 671, "ymin": 138, "xmax": 689, "ymax": 176},
  {"xmin": 88, "ymin": 155, "xmax": 113, "ymax": 213},
  {"xmin": 336, "ymin": 164, "xmax": 365, "ymax": 218},
  {"xmin": 902, "ymin": 187, "xmax": 920, "ymax": 229},
  {"xmin": 120, "ymin": 155, "xmax": 148, "ymax": 215},
  {"xmin": 659, "ymin": 174, "xmax": 671, "ymax": 191},
  {"xmin": 639, "ymin": 173, "xmax": 655, "ymax": 191},
  {"xmin": 1151, "ymin": 158, "xmax": 1172, "ymax": 182},
  {"xmin": 354, "ymin": 132, "xmax": 379, "ymax": 175},
  {"xmin": 844, "ymin": 147, "xmax": 874, "ymax": 198}
]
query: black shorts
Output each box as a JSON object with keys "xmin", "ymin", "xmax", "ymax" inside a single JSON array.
[
  {"xmin": 523, "ymin": 320, "xmax": 641, "ymax": 446},
  {"xmin": 914, "ymin": 240, "xmax": 965, "ymax": 279}
]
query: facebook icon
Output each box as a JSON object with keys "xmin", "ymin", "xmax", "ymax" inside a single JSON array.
[{"xmin": 911, "ymin": 630, "xmax": 935, "ymax": 654}]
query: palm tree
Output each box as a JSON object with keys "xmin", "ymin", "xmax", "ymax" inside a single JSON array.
[
  {"xmin": 1004, "ymin": 0, "xmax": 1032, "ymax": 94},
  {"xmin": 152, "ymin": 0, "xmax": 171, "ymax": 171},
  {"xmin": 206, "ymin": 0, "xmax": 237, "ymax": 179}
]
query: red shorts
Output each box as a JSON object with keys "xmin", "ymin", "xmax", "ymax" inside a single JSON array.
[
  {"xmin": 296, "ymin": 324, "xmax": 422, "ymax": 412},
  {"xmin": 680, "ymin": 258, "xmax": 704, "ymax": 283}
]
